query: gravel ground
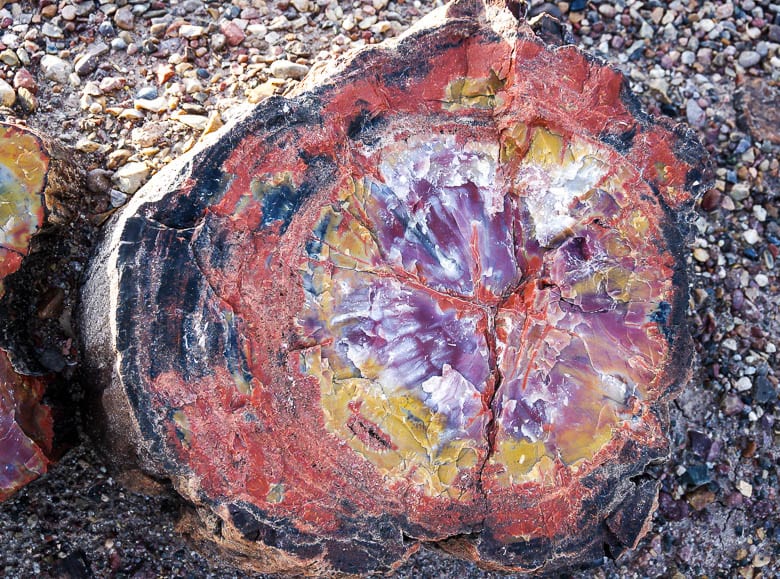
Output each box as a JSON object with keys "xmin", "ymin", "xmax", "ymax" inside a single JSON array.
[{"xmin": 1, "ymin": 0, "xmax": 779, "ymax": 577}]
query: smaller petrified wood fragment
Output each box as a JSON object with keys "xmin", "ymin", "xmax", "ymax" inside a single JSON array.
[
  {"xmin": 81, "ymin": 0, "xmax": 709, "ymax": 575},
  {"xmin": 0, "ymin": 123, "xmax": 53, "ymax": 501}
]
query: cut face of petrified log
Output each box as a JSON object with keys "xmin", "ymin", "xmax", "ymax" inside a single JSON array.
[
  {"xmin": 81, "ymin": 1, "xmax": 708, "ymax": 574},
  {"xmin": 0, "ymin": 123, "xmax": 53, "ymax": 501}
]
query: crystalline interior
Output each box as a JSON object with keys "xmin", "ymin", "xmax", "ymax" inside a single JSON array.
[
  {"xmin": 0, "ymin": 124, "xmax": 50, "ymax": 502},
  {"xmin": 0, "ymin": 125, "xmax": 46, "ymax": 295},
  {"xmin": 298, "ymin": 127, "xmax": 672, "ymax": 490}
]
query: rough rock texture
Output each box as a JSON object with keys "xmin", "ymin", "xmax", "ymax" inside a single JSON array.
[
  {"xmin": 0, "ymin": 123, "xmax": 54, "ymax": 501},
  {"xmin": 737, "ymin": 78, "xmax": 780, "ymax": 145},
  {"xmin": 80, "ymin": 1, "xmax": 708, "ymax": 575}
]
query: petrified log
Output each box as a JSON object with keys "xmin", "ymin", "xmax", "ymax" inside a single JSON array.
[
  {"xmin": 81, "ymin": 0, "xmax": 708, "ymax": 574},
  {"xmin": 0, "ymin": 123, "xmax": 53, "ymax": 501}
]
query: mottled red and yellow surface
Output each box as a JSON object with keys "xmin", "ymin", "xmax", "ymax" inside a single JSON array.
[
  {"xmin": 83, "ymin": 1, "xmax": 707, "ymax": 574},
  {"xmin": 0, "ymin": 123, "xmax": 52, "ymax": 501}
]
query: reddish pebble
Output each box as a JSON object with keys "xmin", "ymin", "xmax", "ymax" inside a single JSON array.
[
  {"xmin": 221, "ymin": 21, "xmax": 245, "ymax": 46},
  {"xmin": 700, "ymin": 188, "xmax": 722, "ymax": 211},
  {"xmin": 725, "ymin": 492, "xmax": 743, "ymax": 507},
  {"xmin": 13, "ymin": 68, "xmax": 37, "ymax": 93},
  {"xmin": 155, "ymin": 63, "xmax": 175, "ymax": 84}
]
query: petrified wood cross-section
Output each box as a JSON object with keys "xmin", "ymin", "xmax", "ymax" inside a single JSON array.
[
  {"xmin": 81, "ymin": 1, "xmax": 707, "ymax": 575},
  {"xmin": 0, "ymin": 123, "xmax": 53, "ymax": 501}
]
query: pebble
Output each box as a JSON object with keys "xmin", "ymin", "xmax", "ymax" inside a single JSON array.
[
  {"xmin": 680, "ymin": 51, "xmax": 695, "ymax": 66},
  {"xmin": 598, "ymin": 4, "xmax": 615, "ymax": 18},
  {"xmin": 61, "ymin": 5, "xmax": 77, "ymax": 21},
  {"xmin": 269, "ymin": 59, "xmax": 309, "ymax": 79},
  {"xmin": 735, "ymin": 377, "xmax": 753, "ymax": 392},
  {"xmin": 106, "ymin": 150, "xmax": 132, "ymax": 171},
  {"xmin": 210, "ymin": 33, "xmax": 226, "ymax": 51},
  {"xmin": 41, "ymin": 22, "xmax": 63, "ymax": 39},
  {"xmin": 693, "ymin": 247, "xmax": 710, "ymax": 262},
  {"xmin": 76, "ymin": 138, "xmax": 101, "ymax": 153},
  {"xmin": 0, "ymin": 78, "xmax": 15, "ymax": 106},
  {"xmin": 114, "ymin": 7, "xmax": 134, "ymax": 31},
  {"xmin": 16, "ymin": 86, "xmax": 36, "ymax": 112},
  {"xmin": 738, "ymin": 51, "xmax": 761, "ymax": 68},
  {"xmin": 74, "ymin": 42, "xmax": 109, "ymax": 77},
  {"xmin": 686, "ymin": 99, "xmax": 706, "ymax": 128},
  {"xmin": 39, "ymin": 54, "xmax": 73, "ymax": 84},
  {"xmin": 700, "ymin": 189, "xmax": 721, "ymax": 211},
  {"xmin": 136, "ymin": 86, "xmax": 159, "ymax": 100},
  {"xmin": 743, "ymin": 229, "xmax": 760, "ymax": 245},
  {"xmin": 13, "ymin": 68, "xmax": 36, "ymax": 92},
  {"xmin": 155, "ymin": 64, "xmax": 174, "ymax": 85},
  {"xmin": 291, "ymin": 0, "xmax": 310, "ymax": 12},
  {"xmin": 98, "ymin": 21, "xmax": 115, "ymax": 36},
  {"xmin": 221, "ymin": 21, "xmax": 245, "ymax": 46},
  {"xmin": 699, "ymin": 19, "xmax": 716, "ymax": 33},
  {"xmin": 112, "ymin": 161, "xmax": 150, "ymax": 194},
  {"xmin": 86, "ymin": 169, "xmax": 113, "ymax": 194},
  {"xmin": 174, "ymin": 114, "xmax": 208, "ymax": 131},
  {"xmin": 715, "ymin": 3, "xmax": 734, "ymax": 20},
  {"xmin": 110, "ymin": 189, "xmax": 128, "ymax": 208},
  {"xmin": 736, "ymin": 480, "xmax": 753, "ymax": 498},
  {"xmin": 730, "ymin": 183, "xmax": 750, "ymax": 201},
  {"xmin": 134, "ymin": 96, "xmax": 169, "ymax": 113},
  {"xmin": 99, "ymin": 76, "xmax": 126, "ymax": 93},
  {"xmin": 179, "ymin": 25, "xmax": 205, "ymax": 39},
  {"xmin": 131, "ymin": 122, "xmax": 166, "ymax": 148},
  {"xmin": 0, "ymin": 48, "xmax": 19, "ymax": 66}
]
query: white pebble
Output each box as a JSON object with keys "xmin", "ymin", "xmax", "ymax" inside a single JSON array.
[
  {"xmin": 743, "ymin": 229, "xmax": 760, "ymax": 245},
  {"xmin": 734, "ymin": 376, "xmax": 752, "ymax": 392}
]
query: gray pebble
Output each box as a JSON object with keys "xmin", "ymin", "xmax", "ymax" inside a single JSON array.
[
  {"xmin": 74, "ymin": 42, "xmax": 109, "ymax": 76},
  {"xmin": 98, "ymin": 21, "xmax": 115, "ymax": 36},
  {"xmin": 110, "ymin": 189, "xmax": 128, "ymax": 207},
  {"xmin": 40, "ymin": 54, "xmax": 73, "ymax": 84},
  {"xmin": 211, "ymin": 33, "xmax": 226, "ymax": 51},
  {"xmin": 136, "ymin": 85, "xmax": 158, "ymax": 100},
  {"xmin": 269, "ymin": 59, "xmax": 309, "ymax": 79},
  {"xmin": 41, "ymin": 22, "xmax": 64, "ymax": 39},
  {"xmin": 86, "ymin": 169, "xmax": 113, "ymax": 194},
  {"xmin": 738, "ymin": 50, "xmax": 761, "ymax": 68},
  {"xmin": 182, "ymin": 0, "xmax": 203, "ymax": 13},
  {"xmin": 686, "ymin": 99, "xmax": 706, "ymax": 128}
]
